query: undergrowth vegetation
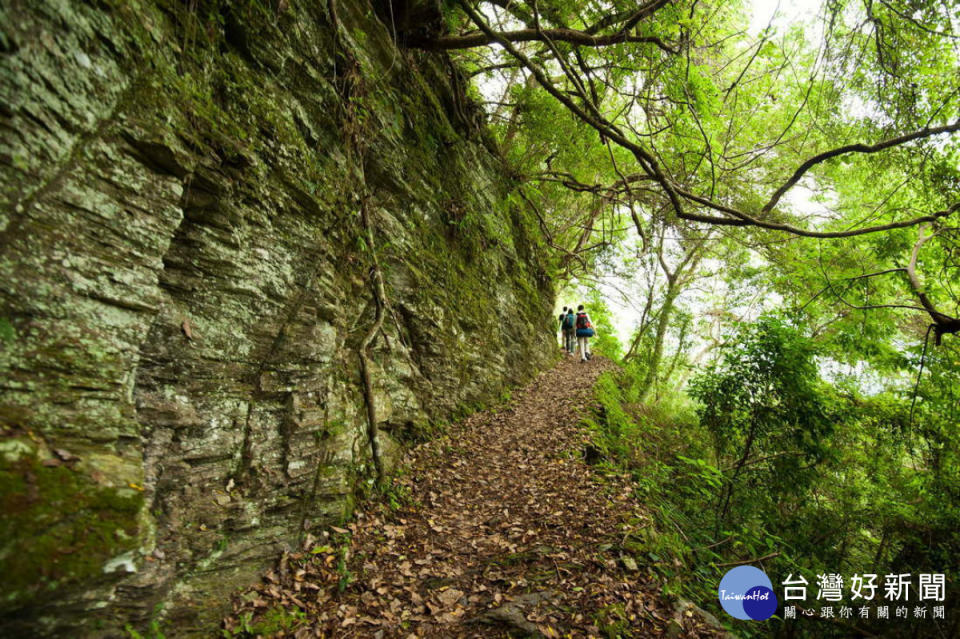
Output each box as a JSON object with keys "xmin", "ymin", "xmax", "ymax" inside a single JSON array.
[{"xmin": 583, "ymin": 316, "xmax": 959, "ymax": 638}]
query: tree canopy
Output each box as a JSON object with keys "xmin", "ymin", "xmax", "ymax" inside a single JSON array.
[{"xmin": 402, "ymin": 0, "xmax": 959, "ymax": 345}]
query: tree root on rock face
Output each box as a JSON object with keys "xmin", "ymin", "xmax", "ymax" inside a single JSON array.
[{"xmin": 357, "ymin": 195, "xmax": 387, "ymax": 486}]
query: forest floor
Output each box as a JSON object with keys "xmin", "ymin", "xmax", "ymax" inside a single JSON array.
[{"xmin": 224, "ymin": 355, "xmax": 727, "ymax": 638}]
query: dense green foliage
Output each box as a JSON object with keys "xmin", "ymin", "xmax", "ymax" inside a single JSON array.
[
  {"xmin": 584, "ymin": 315, "xmax": 958, "ymax": 637},
  {"xmin": 441, "ymin": 0, "xmax": 959, "ymax": 353},
  {"xmin": 688, "ymin": 317, "xmax": 832, "ymax": 536}
]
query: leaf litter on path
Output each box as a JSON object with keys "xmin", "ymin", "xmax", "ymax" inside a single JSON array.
[{"xmin": 224, "ymin": 355, "xmax": 726, "ymax": 638}]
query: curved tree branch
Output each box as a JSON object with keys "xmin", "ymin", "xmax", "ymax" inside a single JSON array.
[
  {"xmin": 675, "ymin": 190, "xmax": 960, "ymax": 238},
  {"xmin": 907, "ymin": 224, "xmax": 960, "ymax": 342},
  {"xmin": 761, "ymin": 119, "xmax": 960, "ymax": 215}
]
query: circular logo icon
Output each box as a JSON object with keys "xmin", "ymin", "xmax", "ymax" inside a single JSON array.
[{"xmin": 718, "ymin": 566, "xmax": 778, "ymax": 620}]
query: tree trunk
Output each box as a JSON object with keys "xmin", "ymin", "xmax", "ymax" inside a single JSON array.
[{"xmin": 637, "ymin": 282, "xmax": 678, "ymax": 402}]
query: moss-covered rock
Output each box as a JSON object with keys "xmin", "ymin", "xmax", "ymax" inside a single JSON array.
[
  {"xmin": 0, "ymin": 446, "xmax": 144, "ymax": 609},
  {"xmin": 0, "ymin": 0, "xmax": 554, "ymax": 635}
]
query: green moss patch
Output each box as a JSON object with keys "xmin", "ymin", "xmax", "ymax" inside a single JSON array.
[{"xmin": 0, "ymin": 447, "xmax": 143, "ymax": 612}]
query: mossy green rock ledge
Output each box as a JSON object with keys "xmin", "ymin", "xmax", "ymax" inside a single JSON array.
[{"xmin": 0, "ymin": 0, "xmax": 554, "ymax": 635}]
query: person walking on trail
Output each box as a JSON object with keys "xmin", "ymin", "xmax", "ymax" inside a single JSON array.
[
  {"xmin": 561, "ymin": 307, "xmax": 576, "ymax": 355},
  {"xmin": 575, "ymin": 304, "xmax": 596, "ymax": 362},
  {"xmin": 557, "ymin": 306, "xmax": 568, "ymax": 347}
]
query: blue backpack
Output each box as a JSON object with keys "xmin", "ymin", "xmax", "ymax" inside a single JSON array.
[{"xmin": 562, "ymin": 313, "xmax": 575, "ymax": 330}]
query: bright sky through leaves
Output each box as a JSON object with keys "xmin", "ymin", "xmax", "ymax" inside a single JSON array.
[{"xmin": 748, "ymin": 0, "xmax": 823, "ymax": 35}]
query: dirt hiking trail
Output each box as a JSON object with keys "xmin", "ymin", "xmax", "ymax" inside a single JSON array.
[{"xmin": 225, "ymin": 356, "xmax": 726, "ymax": 638}]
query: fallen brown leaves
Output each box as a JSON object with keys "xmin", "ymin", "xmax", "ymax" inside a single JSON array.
[{"xmin": 224, "ymin": 356, "xmax": 726, "ymax": 638}]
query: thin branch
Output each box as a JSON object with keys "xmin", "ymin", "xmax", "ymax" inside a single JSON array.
[
  {"xmin": 715, "ymin": 552, "xmax": 780, "ymax": 567},
  {"xmin": 906, "ymin": 224, "xmax": 960, "ymax": 341}
]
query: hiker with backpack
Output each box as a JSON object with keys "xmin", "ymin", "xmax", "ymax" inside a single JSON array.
[
  {"xmin": 575, "ymin": 304, "xmax": 595, "ymax": 362},
  {"xmin": 561, "ymin": 307, "xmax": 576, "ymax": 355}
]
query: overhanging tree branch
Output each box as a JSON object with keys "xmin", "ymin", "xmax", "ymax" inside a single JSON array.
[
  {"xmin": 457, "ymin": 0, "xmax": 691, "ymax": 222},
  {"xmin": 458, "ymin": 0, "xmax": 960, "ymax": 241},
  {"xmin": 408, "ymin": 26, "xmax": 679, "ymax": 53},
  {"xmin": 761, "ymin": 119, "xmax": 960, "ymax": 215},
  {"xmin": 675, "ymin": 189, "xmax": 960, "ymax": 238}
]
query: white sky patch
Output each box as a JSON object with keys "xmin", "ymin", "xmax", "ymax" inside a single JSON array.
[
  {"xmin": 783, "ymin": 179, "xmax": 838, "ymax": 226},
  {"xmin": 817, "ymin": 356, "xmax": 902, "ymax": 395},
  {"xmin": 748, "ymin": 0, "xmax": 824, "ymax": 36},
  {"xmin": 597, "ymin": 277, "xmax": 651, "ymax": 344}
]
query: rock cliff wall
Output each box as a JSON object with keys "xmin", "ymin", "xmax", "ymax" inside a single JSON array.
[{"xmin": 0, "ymin": 1, "xmax": 554, "ymax": 634}]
